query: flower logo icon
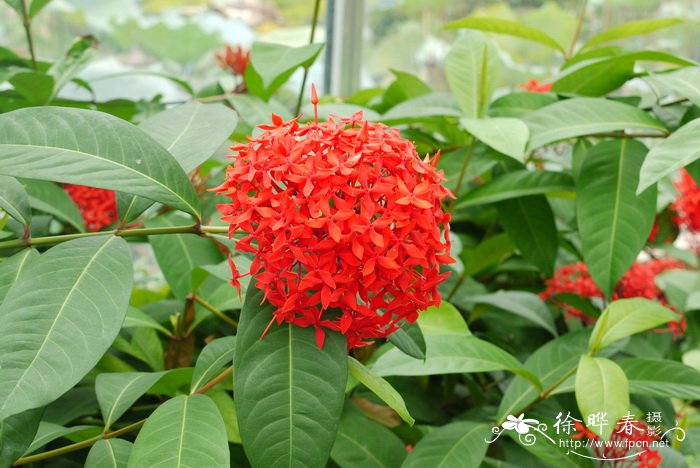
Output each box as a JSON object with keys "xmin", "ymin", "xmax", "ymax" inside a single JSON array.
[{"xmin": 502, "ymin": 414, "xmax": 540, "ymax": 434}]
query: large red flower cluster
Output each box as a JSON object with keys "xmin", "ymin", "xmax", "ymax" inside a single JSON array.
[
  {"xmin": 673, "ymin": 169, "xmax": 700, "ymax": 233},
  {"xmin": 572, "ymin": 420, "xmax": 662, "ymax": 467},
  {"xmin": 540, "ymin": 259, "xmax": 684, "ymax": 333},
  {"xmin": 215, "ymin": 106, "xmax": 454, "ymax": 349},
  {"xmin": 63, "ymin": 184, "xmax": 118, "ymax": 232}
]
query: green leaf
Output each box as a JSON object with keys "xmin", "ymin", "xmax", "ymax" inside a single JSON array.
[
  {"xmin": 123, "ymin": 306, "xmax": 171, "ymax": 336},
  {"xmin": 48, "ymin": 35, "xmax": 97, "ymax": 97},
  {"xmin": 589, "ymin": 298, "xmax": 678, "ymax": 353},
  {"xmin": 0, "ymin": 175, "xmax": 30, "ymax": 226},
  {"xmin": 208, "ymin": 390, "xmax": 241, "ymax": 443},
  {"xmin": 0, "ymin": 407, "xmax": 43, "ymax": 467},
  {"xmin": 85, "ymin": 439, "xmax": 133, "ymax": 468},
  {"xmin": 460, "ymin": 117, "xmax": 529, "ymax": 160},
  {"xmin": 116, "ymin": 193, "xmax": 154, "ymax": 225},
  {"xmin": 638, "ymin": 118, "xmax": 700, "ymax": 194},
  {"xmin": 371, "ymin": 303, "xmax": 530, "ymax": 380},
  {"xmin": 402, "ymin": 421, "xmax": 490, "ymax": 468},
  {"xmin": 330, "ymin": 401, "xmax": 406, "ymax": 468},
  {"xmin": 497, "ymin": 195, "xmax": 557, "ymax": 276},
  {"xmin": 127, "ymin": 394, "xmax": 229, "ymax": 467},
  {"xmin": 28, "ymin": 0, "xmax": 52, "ymax": 17},
  {"xmin": 381, "ymin": 69, "xmax": 431, "ymax": 108},
  {"xmin": 96, "ymin": 372, "xmax": 167, "ymax": 429},
  {"xmin": 524, "ymin": 98, "xmax": 666, "ymax": 150},
  {"xmin": 0, "ymin": 248, "xmax": 38, "ymax": 304},
  {"xmin": 465, "ymin": 291, "xmax": 557, "ymax": 336},
  {"xmin": 0, "ymin": 236, "xmax": 132, "ymax": 421},
  {"xmin": 9, "ymin": 71, "xmax": 54, "ymax": 105},
  {"xmin": 0, "ymin": 107, "xmax": 200, "ymax": 216},
  {"xmin": 21, "ymin": 179, "xmax": 85, "ymax": 232},
  {"xmin": 552, "ymin": 57, "xmax": 635, "ymax": 97},
  {"xmin": 445, "ymin": 17, "xmax": 565, "ymax": 53},
  {"xmin": 456, "ymin": 170, "xmax": 573, "ymax": 209},
  {"xmin": 249, "ymin": 42, "xmax": 324, "ymax": 96},
  {"xmin": 581, "ymin": 18, "xmax": 684, "ymax": 50},
  {"xmin": 347, "ymin": 356, "xmax": 414, "ymax": 426},
  {"xmin": 498, "ymin": 331, "xmax": 588, "ymax": 421},
  {"xmin": 619, "ymin": 358, "xmax": 700, "ymax": 399},
  {"xmin": 387, "ymin": 321, "xmax": 426, "ymax": 360},
  {"xmin": 228, "ymin": 94, "xmax": 293, "ymax": 128},
  {"xmin": 489, "ymin": 92, "xmax": 557, "ymax": 118},
  {"xmin": 646, "ymin": 67, "xmax": 700, "ymax": 108},
  {"xmin": 445, "ymin": 31, "xmax": 499, "ymax": 119},
  {"xmin": 577, "ymin": 139, "xmax": 657, "ymax": 297},
  {"xmin": 381, "ymin": 92, "xmax": 462, "ymax": 123},
  {"xmin": 139, "ymin": 102, "xmax": 237, "ymax": 173},
  {"xmin": 235, "ymin": 283, "xmax": 347, "ymax": 468},
  {"xmin": 575, "ymin": 355, "xmax": 629, "ymax": 439},
  {"xmin": 461, "ymin": 233, "xmax": 516, "ymax": 278},
  {"xmin": 146, "ymin": 213, "xmax": 223, "ymax": 299},
  {"xmin": 25, "ymin": 421, "xmax": 95, "ymax": 455},
  {"xmin": 190, "ymin": 336, "xmax": 236, "ymax": 393}
]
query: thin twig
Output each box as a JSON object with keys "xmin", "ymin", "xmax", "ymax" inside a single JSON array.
[
  {"xmin": 18, "ymin": 0, "xmax": 37, "ymax": 69},
  {"xmin": 193, "ymin": 294, "xmax": 238, "ymax": 328},
  {"xmin": 294, "ymin": 0, "xmax": 322, "ymax": 115},
  {"xmin": 566, "ymin": 0, "xmax": 588, "ymax": 59}
]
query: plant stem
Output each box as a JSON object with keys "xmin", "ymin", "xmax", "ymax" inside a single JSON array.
[
  {"xmin": 0, "ymin": 225, "xmax": 230, "ymax": 250},
  {"xmin": 193, "ymin": 294, "xmax": 238, "ymax": 328},
  {"xmin": 193, "ymin": 366, "xmax": 233, "ymax": 395},
  {"xmin": 566, "ymin": 0, "xmax": 588, "ymax": 59},
  {"xmin": 447, "ymin": 139, "xmax": 475, "ymax": 211},
  {"xmin": 19, "ymin": 0, "xmax": 37, "ymax": 69},
  {"xmin": 294, "ymin": 0, "xmax": 322, "ymax": 116}
]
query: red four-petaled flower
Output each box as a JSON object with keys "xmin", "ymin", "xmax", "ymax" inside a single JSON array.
[{"xmin": 215, "ymin": 104, "xmax": 454, "ymax": 348}]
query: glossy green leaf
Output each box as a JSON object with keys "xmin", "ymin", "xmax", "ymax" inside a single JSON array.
[
  {"xmin": 139, "ymin": 102, "xmax": 236, "ymax": 173},
  {"xmin": 249, "ymin": 42, "xmax": 324, "ymax": 94},
  {"xmin": 85, "ymin": 439, "xmax": 133, "ymax": 468},
  {"xmin": 646, "ymin": 67, "xmax": 700, "ymax": 108},
  {"xmin": 445, "ymin": 31, "xmax": 499, "ymax": 119},
  {"xmin": 576, "ymin": 355, "xmax": 629, "ymax": 439},
  {"xmin": 21, "ymin": 179, "xmax": 85, "ymax": 232},
  {"xmin": 0, "ymin": 175, "xmax": 30, "ymax": 226},
  {"xmin": 48, "ymin": 35, "xmax": 97, "ymax": 97},
  {"xmin": 0, "ymin": 107, "xmax": 200, "ymax": 216},
  {"xmin": 402, "ymin": 421, "xmax": 490, "ymax": 468},
  {"xmin": 525, "ymin": 98, "xmax": 666, "ymax": 150},
  {"xmin": 638, "ymin": 118, "xmax": 700, "ymax": 194},
  {"xmin": 146, "ymin": 213, "xmax": 223, "ymax": 299},
  {"xmin": 445, "ymin": 16, "xmax": 565, "ymax": 53},
  {"xmin": 190, "ymin": 336, "xmax": 236, "ymax": 393},
  {"xmin": 497, "ymin": 195, "xmax": 557, "ymax": 276},
  {"xmin": 577, "ymin": 140, "xmax": 656, "ymax": 297},
  {"xmin": 589, "ymin": 298, "xmax": 678, "ymax": 353},
  {"xmin": 347, "ymin": 356, "xmax": 414, "ymax": 426},
  {"xmin": 382, "ymin": 69, "xmax": 431, "ymax": 108},
  {"xmin": 0, "ymin": 407, "xmax": 43, "ymax": 467},
  {"xmin": 381, "ymin": 92, "xmax": 462, "ymax": 123},
  {"xmin": 387, "ymin": 321, "xmax": 426, "ymax": 360},
  {"xmin": 24, "ymin": 421, "xmax": 94, "ymax": 455},
  {"xmin": 113, "ymin": 328, "xmax": 164, "ymax": 372},
  {"xmin": 9, "ymin": 71, "xmax": 54, "ymax": 105},
  {"xmin": 0, "ymin": 248, "xmax": 38, "ymax": 304},
  {"xmin": 581, "ymin": 18, "xmax": 684, "ymax": 50},
  {"xmin": 498, "ymin": 331, "xmax": 589, "ymax": 420},
  {"xmin": 489, "ymin": 92, "xmax": 557, "ymax": 118},
  {"xmin": 127, "ymin": 394, "xmax": 229, "ymax": 467},
  {"xmin": 330, "ymin": 401, "xmax": 406, "ymax": 468},
  {"xmin": 235, "ymin": 283, "xmax": 347, "ymax": 468},
  {"xmin": 461, "ymin": 233, "xmax": 516, "ymax": 278},
  {"xmin": 619, "ymin": 358, "xmax": 700, "ymax": 399},
  {"xmin": 28, "ymin": 0, "xmax": 52, "ymax": 17},
  {"xmin": 0, "ymin": 236, "xmax": 132, "ymax": 421},
  {"xmin": 96, "ymin": 371, "xmax": 167, "ymax": 429},
  {"xmin": 552, "ymin": 57, "xmax": 635, "ymax": 96},
  {"xmin": 123, "ymin": 306, "xmax": 171, "ymax": 336},
  {"xmin": 228, "ymin": 94, "xmax": 293, "ymax": 128},
  {"xmin": 208, "ymin": 390, "xmax": 241, "ymax": 443},
  {"xmin": 456, "ymin": 170, "xmax": 574, "ymax": 209},
  {"xmin": 465, "ymin": 291, "xmax": 557, "ymax": 335},
  {"xmin": 460, "ymin": 117, "xmax": 529, "ymax": 160}
]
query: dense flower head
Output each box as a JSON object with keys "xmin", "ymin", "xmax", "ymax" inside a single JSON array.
[
  {"xmin": 673, "ymin": 169, "xmax": 700, "ymax": 233},
  {"xmin": 518, "ymin": 79, "xmax": 552, "ymax": 93},
  {"xmin": 214, "ymin": 108, "xmax": 454, "ymax": 349},
  {"xmin": 572, "ymin": 419, "xmax": 662, "ymax": 467},
  {"xmin": 63, "ymin": 184, "xmax": 118, "ymax": 232},
  {"xmin": 541, "ymin": 259, "xmax": 685, "ymax": 333},
  {"xmin": 216, "ymin": 44, "xmax": 250, "ymax": 76}
]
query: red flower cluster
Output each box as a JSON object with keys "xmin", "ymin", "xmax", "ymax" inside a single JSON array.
[
  {"xmin": 216, "ymin": 44, "xmax": 250, "ymax": 76},
  {"xmin": 540, "ymin": 259, "xmax": 684, "ymax": 333},
  {"xmin": 572, "ymin": 420, "xmax": 662, "ymax": 467},
  {"xmin": 63, "ymin": 184, "xmax": 118, "ymax": 232},
  {"xmin": 518, "ymin": 79, "xmax": 552, "ymax": 93},
  {"xmin": 215, "ymin": 101, "xmax": 454, "ymax": 349},
  {"xmin": 673, "ymin": 169, "xmax": 700, "ymax": 233}
]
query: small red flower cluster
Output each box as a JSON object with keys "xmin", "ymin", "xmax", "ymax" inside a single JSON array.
[
  {"xmin": 518, "ymin": 79, "xmax": 552, "ymax": 93},
  {"xmin": 673, "ymin": 169, "xmax": 700, "ymax": 233},
  {"xmin": 63, "ymin": 184, "xmax": 118, "ymax": 232},
  {"xmin": 215, "ymin": 104, "xmax": 454, "ymax": 348},
  {"xmin": 540, "ymin": 259, "xmax": 684, "ymax": 333},
  {"xmin": 216, "ymin": 45, "xmax": 250, "ymax": 76},
  {"xmin": 572, "ymin": 420, "xmax": 662, "ymax": 467}
]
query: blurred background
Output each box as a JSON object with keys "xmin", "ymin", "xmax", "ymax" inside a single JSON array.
[{"xmin": 2, "ymin": 0, "xmax": 699, "ymax": 106}]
